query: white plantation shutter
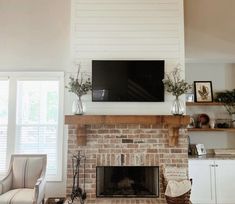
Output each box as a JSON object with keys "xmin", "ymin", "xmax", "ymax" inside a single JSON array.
[
  {"xmin": 0, "ymin": 72, "xmax": 63, "ymax": 181},
  {"xmin": 15, "ymin": 80, "xmax": 60, "ymax": 178},
  {"xmin": 0, "ymin": 80, "xmax": 9, "ymax": 174}
]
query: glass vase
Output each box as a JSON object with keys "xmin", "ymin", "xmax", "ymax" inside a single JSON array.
[
  {"xmin": 232, "ymin": 114, "xmax": 235, "ymax": 128},
  {"xmin": 171, "ymin": 96, "xmax": 184, "ymax": 116},
  {"xmin": 72, "ymin": 96, "xmax": 84, "ymax": 115}
]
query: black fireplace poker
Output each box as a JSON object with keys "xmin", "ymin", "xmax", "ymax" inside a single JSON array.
[{"xmin": 68, "ymin": 151, "xmax": 86, "ymax": 204}]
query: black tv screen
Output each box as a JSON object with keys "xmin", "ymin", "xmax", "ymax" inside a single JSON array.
[{"xmin": 92, "ymin": 60, "xmax": 165, "ymax": 102}]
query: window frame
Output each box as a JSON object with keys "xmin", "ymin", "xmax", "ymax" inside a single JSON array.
[
  {"xmin": 0, "ymin": 78, "xmax": 9, "ymax": 174},
  {"xmin": 0, "ymin": 72, "xmax": 64, "ymax": 181}
]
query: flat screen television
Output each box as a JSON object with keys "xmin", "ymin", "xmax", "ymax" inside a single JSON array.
[{"xmin": 92, "ymin": 60, "xmax": 165, "ymax": 102}]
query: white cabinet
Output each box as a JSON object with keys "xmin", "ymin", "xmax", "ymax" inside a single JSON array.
[
  {"xmin": 216, "ymin": 160, "xmax": 235, "ymax": 204},
  {"xmin": 189, "ymin": 160, "xmax": 216, "ymax": 204},
  {"xmin": 189, "ymin": 159, "xmax": 235, "ymax": 204}
]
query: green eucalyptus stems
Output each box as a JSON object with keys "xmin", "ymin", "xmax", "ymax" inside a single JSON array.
[
  {"xmin": 66, "ymin": 64, "xmax": 92, "ymax": 97},
  {"xmin": 66, "ymin": 63, "xmax": 92, "ymax": 115},
  {"xmin": 163, "ymin": 65, "xmax": 192, "ymax": 115},
  {"xmin": 163, "ymin": 66, "xmax": 192, "ymax": 97}
]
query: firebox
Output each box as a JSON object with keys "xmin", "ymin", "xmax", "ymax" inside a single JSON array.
[{"xmin": 96, "ymin": 166, "xmax": 159, "ymax": 198}]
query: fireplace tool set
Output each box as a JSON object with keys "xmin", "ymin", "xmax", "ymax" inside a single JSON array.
[{"xmin": 68, "ymin": 151, "xmax": 86, "ymax": 204}]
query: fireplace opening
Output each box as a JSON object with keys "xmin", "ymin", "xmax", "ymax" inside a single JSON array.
[{"xmin": 96, "ymin": 166, "xmax": 159, "ymax": 198}]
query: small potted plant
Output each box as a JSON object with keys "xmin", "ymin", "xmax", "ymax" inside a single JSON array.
[
  {"xmin": 66, "ymin": 64, "xmax": 92, "ymax": 115},
  {"xmin": 163, "ymin": 65, "xmax": 192, "ymax": 115},
  {"xmin": 215, "ymin": 89, "xmax": 235, "ymax": 127}
]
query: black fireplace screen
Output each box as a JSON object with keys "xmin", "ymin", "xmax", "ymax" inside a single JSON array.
[{"xmin": 96, "ymin": 166, "xmax": 159, "ymax": 198}]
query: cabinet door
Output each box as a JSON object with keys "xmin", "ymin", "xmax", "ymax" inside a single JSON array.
[
  {"xmin": 189, "ymin": 160, "xmax": 216, "ymax": 204},
  {"xmin": 216, "ymin": 160, "xmax": 235, "ymax": 204}
]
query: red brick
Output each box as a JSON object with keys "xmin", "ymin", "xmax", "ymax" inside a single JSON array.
[
  {"xmin": 110, "ymin": 139, "xmax": 121, "ymax": 143},
  {"xmin": 171, "ymin": 149, "xmax": 183, "ymax": 153},
  {"xmin": 98, "ymin": 149, "xmax": 110, "ymax": 153},
  {"xmin": 147, "ymin": 149, "xmax": 158, "ymax": 153},
  {"xmin": 122, "ymin": 149, "xmax": 134, "ymax": 154},
  {"xmin": 116, "ymin": 135, "xmax": 127, "ymax": 138},
  {"xmin": 140, "ymin": 134, "xmax": 151, "ymax": 138},
  {"xmin": 110, "ymin": 129, "xmax": 121, "ymax": 133},
  {"xmin": 127, "ymin": 144, "xmax": 139, "ymax": 148},
  {"xmin": 111, "ymin": 149, "xmax": 122, "ymax": 153},
  {"xmin": 128, "ymin": 134, "xmax": 140, "ymax": 139},
  {"xmin": 122, "ymin": 129, "xmax": 134, "ymax": 134},
  {"xmin": 122, "ymin": 139, "xmax": 133, "ymax": 143},
  {"xmin": 98, "ymin": 129, "xmax": 109, "ymax": 134}
]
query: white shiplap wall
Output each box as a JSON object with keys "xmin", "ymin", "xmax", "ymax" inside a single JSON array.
[{"xmin": 70, "ymin": 0, "xmax": 185, "ymax": 115}]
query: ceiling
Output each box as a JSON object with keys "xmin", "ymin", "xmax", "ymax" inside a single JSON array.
[{"xmin": 184, "ymin": 0, "xmax": 235, "ymax": 63}]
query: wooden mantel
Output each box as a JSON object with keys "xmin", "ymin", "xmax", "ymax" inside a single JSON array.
[{"xmin": 65, "ymin": 115, "xmax": 190, "ymax": 147}]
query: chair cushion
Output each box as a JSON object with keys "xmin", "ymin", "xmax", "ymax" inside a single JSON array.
[
  {"xmin": 12, "ymin": 157, "xmax": 43, "ymax": 189},
  {"xmin": 0, "ymin": 188, "xmax": 34, "ymax": 204}
]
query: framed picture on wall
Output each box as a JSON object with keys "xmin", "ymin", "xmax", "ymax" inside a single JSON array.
[
  {"xmin": 185, "ymin": 93, "xmax": 194, "ymax": 102},
  {"xmin": 194, "ymin": 81, "xmax": 213, "ymax": 102},
  {"xmin": 196, "ymin": 144, "xmax": 207, "ymax": 156}
]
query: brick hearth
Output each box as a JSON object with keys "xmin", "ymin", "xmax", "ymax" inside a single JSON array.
[{"xmin": 66, "ymin": 120, "xmax": 189, "ymax": 204}]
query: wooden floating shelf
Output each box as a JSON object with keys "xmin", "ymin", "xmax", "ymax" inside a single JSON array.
[
  {"xmin": 186, "ymin": 102, "xmax": 224, "ymax": 106},
  {"xmin": 65, "ymin": 115, "xmax": 190, "ymax": 147},
  {"xmin": 188, "ymin": 128, "xmax": 235, "ymax": 132}
]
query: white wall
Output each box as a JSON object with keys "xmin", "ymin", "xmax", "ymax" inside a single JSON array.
[
  {"xmin": 71, "ymin": 0, "xmax": 185, "ymax": 115},
  {"xmin": 186, "ymin": 63, "xmax": 235, "ymax": 149},
  {"xmin": 0, "ymin": 0, "xmax": 71, "ymax": 197},
  {"xmin": 186, "ymin": 63, "xmax": 235, "ymax": 92},
  {"xmin": 184, "ymin": 0, "xmax": 235, "ymax": 62},
  {"xmin": 0, "ymin": 0, "xmax": 71, "ymax": 70}
]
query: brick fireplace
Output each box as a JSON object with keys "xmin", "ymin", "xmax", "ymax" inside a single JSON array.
[{"xmin": 65, "ymin": 115, "xmax": 189, "ymax": 204}]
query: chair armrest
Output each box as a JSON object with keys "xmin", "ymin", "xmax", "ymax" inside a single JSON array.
[
  {"xmin": 34, "ymin": 177, "xmax": 46, "ymax": 204},
  {"xmin": 0, "ymin": 171, "xmax": 12, "ymax": 195}
]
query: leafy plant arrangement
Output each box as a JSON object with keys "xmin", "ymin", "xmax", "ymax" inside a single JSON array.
[
  {"xmin": 66, "ymin": 63, "xmax": 92, "ymax": 114},
  {"xmin": 162, "ymin": 65, "xmax": 192, "ymax": 115},
  {"xmin": 215, "ymin": 89, "xmax": 235, "ymax": 114},
  {"xmin": 66, "ymin": 65, "xmax": 92, "ymax": 98},
  {"xmin": 162, "ymin": 66, "xmax": 192, "ymax": 97}
]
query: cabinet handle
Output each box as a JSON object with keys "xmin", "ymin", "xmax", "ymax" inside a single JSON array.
[
  {"xmin": 209, "ymin": 164, "xmax": 218, "ymax": 167},
  {"xmin": 209, "ymin": 164, "xmax": 213, "ymax": 200}
]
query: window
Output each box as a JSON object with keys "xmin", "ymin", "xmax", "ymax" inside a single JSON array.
[
  {"xmin": 0, "ymin": 72, "xmax": 64, "ymax": 181},
  {"xmin": 0, "ymin": 80, "xmax": 9, "ymax": 173}
]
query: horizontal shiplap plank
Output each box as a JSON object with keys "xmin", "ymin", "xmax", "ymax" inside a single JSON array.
[
  {"xmin": 74, "ymin": 24, "xmax": 179, "ymax": 32},
  {"xmin": 72, "ymin": 31, "xmax": 179, "ymax": 39},
  {"xmin": 73, "ymin": 38, "xmax": 179, "ymax": 45},
  {"xmin": 72, "ymin": 51, "xmax": 179, "ymax": 59},
  {"xmin": 76, "ymin": 3, "xmax": 178, "ymax": 11},
  {"xmin": 75, "ymin": 10, "xmax": 179, "ymax": 18},
  {"xmin": 73, "ymin": 45, "xmax": 179, "ymax": 53},
  {"xmin": 73, "ymin": 17, "xmax": 179, "ymax": 25},
  {"xmin": 75, "ymin": 0, "xmax": 178, "ymax": 4}
]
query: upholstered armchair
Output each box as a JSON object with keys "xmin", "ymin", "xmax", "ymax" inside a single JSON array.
[{"xmin": 0, "ymin": 154, "xmax": 47, "ymax": 204}]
